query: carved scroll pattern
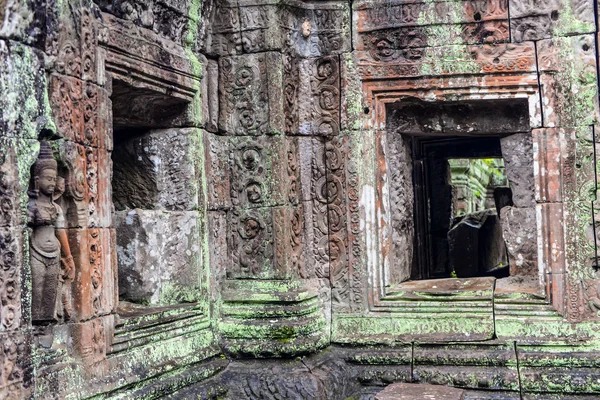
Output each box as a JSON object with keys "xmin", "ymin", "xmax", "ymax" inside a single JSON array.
[
  {"xmin": 283, "ymin": 53, "xmax": 299, "ymax": 134},
  {"xmin": 0, "ymin": 333, "xmax": 29, "ymax": 392},
  {"xmin": 312, "ymin": 140, "xmax": 330, "ymax": 280},
  {"xmin": 326, "ymin": 138, "xmax": 351, "ymax": 312},
  {"xmin": 303, "ymin": 57, "xmax": 340, "ymax": 137},
  {"xmin": 220, "ymin": 55, "xmax": 269, "ymax": 136},
  {"xmin": 229, "ymin": 208, "xmax": 273, "ymax": 279},
  {"xmin": 0, "ymin": 229, "xmax": 20, "ymax": 331},
  {"xmin": 231, "ymin": 139, "xmax": 268, "ymax": 209},
  {"xmin": 0, "ymin": 143, "xmax": 21, "ymax": 332},
  {"xmin": 89, "ymin": 229, "xmax": 103, "ymax": 316},
  {"xmin": 50, "ymin": 76, "xmax": 83, "ymax": 143},
  {"xmin": 80, "ymin": 9, "xmax": 97, "ymax": 82}
]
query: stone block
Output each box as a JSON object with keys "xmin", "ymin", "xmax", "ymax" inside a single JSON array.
[
  {"xmin": 65, "ymin": 228, "xmax": 92, "ymax": 322},
  {"xmin": 219, "ymin": 52, "xmax": 284, "ymax": 135},
  {"xmin": 376, "ymin": 383, "xmax": 466, "ymax": 399},
  {"xmin": 115, "ymin": 210, "xmax": 203, "ymax": 305},
  {"xmin": 537, "ymin": 203, "xmax": 566, "ymax": 276},
  {"xmin": 559, "ymin": 126, "xmax": 598, "ymax": 203},
  {"xmin": 281, "ymin": 1, "xmax": 351, "ymax": 58},
  {"xmin": 0, "ymin": 137, "xmax": 39, "ymax": 229},
  {"xmin": 70, "ymin": 316, "xmax": 108, "ymax": 366},
  {"xmin": 538, "ymin": 36, "xmax": 599, "ymax": 128},
  {"xmin": 229, "ymin": 136, "xmax": 292, "ymax": 209},
  {"xmin": 0, "ymin": 40, "xmax": 49, "ymax": 140},
  {"xmin": 227, "ymin": 205, "xmax": 304, "ymax": 280},
  {"xmin": 0, "ymin": 227, "xmax": 24, "ymax": 332},
  {"xmin": 294, "ymin": 56, "xmax": 341, "ymax": 137},
  {"xmin": 340, "ymin": 52, "xmax": 364, "ymax": 132},
  {"xmin": 228, "ymin": 207, "xmax": 274, "ymax": 280},
  {"xmin": 203, "ymin": 60, "xmax": 219, "ymax": 133},
  {"xmin": 49, "ymin": 74, "xmax": 85, "ymax": 142},
  {"xmin": 500, "ymin": 206, "xmax": 538, "ymax": 277},
  {"xmin": 204, "ymin": 133, "xmax": 230, "ymax": 210},
  {"xmin": 501, "ymin": 133, "xmax": 535, "ymax": 208},
  {"xmin": 533, "ymin": 128, "xmax": 562, "ymax": 203},
  {"xmin": 207, "ymin": 211, "xmax": 227, "ymax": 296},
  {"xmin": 510, "ymin": 0, "xmax": 594, "ymax": 42},
  {"xmin": 239, "ymin": 2, "xmax": 282, "ymax": 53},
  {"xmin": 0, "ymin": 331, "xmax": 33, "ymax": 392},
  {"xmin": 206, "ymin": 0, "xmax": 241, "ymax": 56},
  {"xmin": 112, "ymin": 128, "xmax": 202, "ymax": 212}
]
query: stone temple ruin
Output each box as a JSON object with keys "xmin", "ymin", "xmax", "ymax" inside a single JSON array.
[{"xmin": 1, "ymin": 0, "xmax": 600, "ymax": 398}]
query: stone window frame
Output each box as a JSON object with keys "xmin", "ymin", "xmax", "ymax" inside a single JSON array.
[
  {"xmin": 356, "ymin": 71, "xmax": 569, "ymax": 314},
  {"xmin": 94, "ymin": 12, "xmax": 210, "ymax": 352}
]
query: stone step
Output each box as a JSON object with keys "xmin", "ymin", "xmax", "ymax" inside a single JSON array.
[{"xmin": 376, "ymin": 383, "xmax": 466, "ymax": 400}]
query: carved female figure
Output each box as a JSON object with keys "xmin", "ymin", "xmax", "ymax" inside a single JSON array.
[{"xmin": 28, "ymin": 142, "xmax": 75, "ymax": 323}]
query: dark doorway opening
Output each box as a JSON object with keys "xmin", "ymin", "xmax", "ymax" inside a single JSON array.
[{"xmin": 411, "ymin": 136, "xmax": 513, "ymax": 280}]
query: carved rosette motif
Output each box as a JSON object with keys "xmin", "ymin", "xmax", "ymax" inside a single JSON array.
[
  {"xmin": 220, "ymin": 55, "xmax": 269, "ymax": 136},
  {"xmin": 89, "ymin": 229, "xmax": 102, "ymax": 316},
  {"xmin": 229, "ymin": 208, "xmax": 273, "ymax": 279},
  {"xmin": 230, "ymin": 138, "xmax": 268, "ymax": 209},
  {"xmin": 80, "ymin": 9, "xmax": 97, "ymax": 82}
]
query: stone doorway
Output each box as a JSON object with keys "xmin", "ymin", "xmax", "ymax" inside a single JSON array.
[
  {"xmin": 411, "ymin": 136, "xmax": 511, "ymax": 280},
  {"xmin": 385, "ymin": 98, "xmax": 539, "ymax": 290}
]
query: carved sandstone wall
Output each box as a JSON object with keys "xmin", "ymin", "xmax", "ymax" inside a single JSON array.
[{"xmin": 2, "ymin": 0, "xmax": 600, "ymax": 399}]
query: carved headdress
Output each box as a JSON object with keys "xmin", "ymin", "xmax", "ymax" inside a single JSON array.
[{"xmin": 33, "ymin": 141, "xmax": 57, "ymax": 176}]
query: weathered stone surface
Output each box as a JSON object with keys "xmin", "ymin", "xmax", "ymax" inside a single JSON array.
[
  {"xmin": 375, "ymin": 383, "xmax": 466, "ymax": 400},
  {"xmin": 501, "ymin": 133, "xmax": 535, "ymax": 208},
  {"xmin": 115, "ymin": 210, "xmax": 202, "ymax": 305},
  {"xmin": 500, "ymin": 206, "xmax": 538, "ymax": 277},
  {"xmin": 112, "ymin": 128, "xmax": 202, "ymax": 212}
]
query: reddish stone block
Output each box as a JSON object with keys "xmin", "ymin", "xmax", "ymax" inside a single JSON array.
[
  {"xmin": 64, "ymin": 228, "xmax": 92, "ymax": 322},
  {"xmin": 549, "ymin": 273, "xmax": 566, "ymax": 315},
  {"xmin": 533, "ymin": 128, "xmax": 562, "ymax": 203},
  {"xmin": 56, "ymin": 140, "xmax": 89, "ymax": 229},
  {"xmin": 95, "ymin": 148, "xmax": 112, "ymax": 228},
  {"xmin": 70, "ymin": 317, "xmax": 107, "ymax": 366},
  {"xmin": 537, "ymin": 203, "xmax": 566, "ymax": 276},
  {"xmin": 49, "ymin": 74, "xmax": 84, "ymax": 143}
]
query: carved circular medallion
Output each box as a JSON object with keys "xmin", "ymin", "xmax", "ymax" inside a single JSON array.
[
  {"xmin": 239, "ymin": 217, "xmax": 262, "ymax": 240},
  {"xmin": 316, "ymin": 60, "xmax": 335, "ymax": 79},
  {"xmin": 241, "ymin": 148, "xmax": 262, "ymax": 171},
  {"xmin": 245, "ymin": 181, "xmax": 264, "ymax": 204},
  {"xmin": 318, "ymin": 86, "xmax": 339, "ymax": 111},
  {"xmin": 235, "ymin": 66, "xmax": 255, "ymax": 88}
]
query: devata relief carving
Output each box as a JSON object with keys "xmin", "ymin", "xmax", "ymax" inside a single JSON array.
[{"xmin": 28, "ymin": 142, "xmax": 75, "ymax": 324}]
